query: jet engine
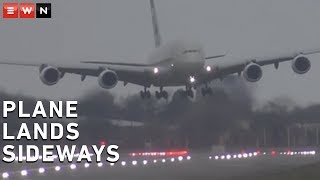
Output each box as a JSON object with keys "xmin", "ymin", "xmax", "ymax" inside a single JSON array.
[
  {"xmin": 292, "ymin": 56, "xmax": 311, "ymax": 74},
  {"xmin": 98, "ymin": 70, "xmax": 118, "ymax": 89},
  {"xmin": 39, "ymin": 66, "xmax": 61, "ymax": 86},
  {"xmin": 243, "ymin": 63, "xmax": 263, "ymax": 82}
]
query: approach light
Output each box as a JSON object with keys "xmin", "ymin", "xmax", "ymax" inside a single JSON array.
[{"xmin": 153, "ymin": 67, "xmax": 159, "ymax": 74}]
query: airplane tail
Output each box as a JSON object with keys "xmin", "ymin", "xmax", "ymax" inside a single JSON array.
[{"xmin": 150, "ymin": 0, "xmax": 162, "ymax": 48}]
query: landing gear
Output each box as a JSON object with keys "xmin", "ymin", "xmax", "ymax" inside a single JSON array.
[
  {"xmin": 155, "ymin": 87, "xmax": 168, "ymax": 100},
  {"xmin": 181, "ymin": 86, "xmax": 194, "ymax": 98},
  {"xmin": 201, "ymin": 87, "xmax": 213, "ymax": 96},
  {"xmin": 140, "ymin": 87, "xmax": 151, "ymax": 99}
]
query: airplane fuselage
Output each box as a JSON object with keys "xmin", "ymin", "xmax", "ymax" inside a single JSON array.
[{"xmin": 148, "ymin": 40, "xmax": 206, "ymax": 87}]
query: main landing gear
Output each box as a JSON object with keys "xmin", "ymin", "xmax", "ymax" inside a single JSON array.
[
  {"xmin": 180, "ymin": 86, "xmax": 194, "ymax": 98},
  {"xmin": 155, "ymin": 87, "xmax": 168, "ymax": 100},
  {"xmin": 140, "ymin": 87, "xmax": 151, "ymax": 99},
  {"xmin": 201, "ymin": 85, "xmax": 213, "ymax": 97}
]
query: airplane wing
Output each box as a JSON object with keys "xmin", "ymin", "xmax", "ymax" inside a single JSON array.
[
  {"xmin": 0, "ymin": 60, "xmax": 156, "ymax": 87},
  {"xmin": 205, "ymin": 48, "xmax": 320, "ymax": 80}
]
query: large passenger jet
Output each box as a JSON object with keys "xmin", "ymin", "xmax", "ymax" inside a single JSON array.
[{"xmin": 0, "ymin": 0, "xmax": 319, "ymax": 100}]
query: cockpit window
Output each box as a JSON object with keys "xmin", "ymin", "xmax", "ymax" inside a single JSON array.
[{"xmin": 183, "ymin": 50, "xmax": 200, "ymax": 54}]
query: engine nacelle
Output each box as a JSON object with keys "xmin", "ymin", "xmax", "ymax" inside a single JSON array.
[
  {"xmin": 243, "ymin": 63, "xmax": 263, "ymax": 82},
  {"xmin": 98, "ymin": 70, "xmax": 118, "ymax": 89},
  {"xmin": 292, "ymin": 56, "xmax": 311, "ymax": 74},
  {"xmin": 39, "ymin": 66, "xmax": 61, "ymax": 86}
]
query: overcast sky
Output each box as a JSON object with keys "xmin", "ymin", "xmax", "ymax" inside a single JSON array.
[{"xmin": 1, "ymin": 0, "xmax": 320, "ymax": 106}]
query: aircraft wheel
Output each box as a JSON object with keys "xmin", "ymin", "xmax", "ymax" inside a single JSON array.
[
  {"xmin": 187, "ymin": 90, "xmax": 194, "ymax": 98},
  {"xmin": 155, "ymin": 91, "xmax": 161, "ymax": 99},
  {"xmin": 140, "ymin": 91, "xmax": 145, "ymax": 99},
  {"xmin": 162, "ymin": 91, "xmax": 169, "ymax": 100},
  {"xmin": 146, "ymin": 91, "xmax": 151, "ymax": 99}
]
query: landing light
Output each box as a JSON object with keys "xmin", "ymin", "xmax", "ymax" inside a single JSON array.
[
  {"xmin": 154, "ymin": 67, "xmax": 159, "ymax": 74},
  {"xmin": 206, "ymin": 66, "xmax": 212, "ymax": 72},
  {"xmin": 190, "ymin": 76, "xmax": 196, "ymax": 83}
]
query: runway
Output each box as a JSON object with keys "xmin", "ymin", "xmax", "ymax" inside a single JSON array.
[{"xmin": 1, "ymin": 150, "xmax": 319, "ymax": 180}]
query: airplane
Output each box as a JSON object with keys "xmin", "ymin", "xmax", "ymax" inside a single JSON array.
[{"xmin": 0, "ymin": 0, "xmax": 319, "ymax": 100}]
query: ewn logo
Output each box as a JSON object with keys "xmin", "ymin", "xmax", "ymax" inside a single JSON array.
[{"xmin": 3, "ymin": 3, "xmax": 51, "ymax": 18}]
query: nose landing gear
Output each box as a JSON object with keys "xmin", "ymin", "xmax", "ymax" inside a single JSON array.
[
  {"xmin": 201, "ymin": 87, "xmax": 213, "ymax": 96},
  {"xmin": 155, "ymin": 87, "xmax": 168, "ymax": 100}
]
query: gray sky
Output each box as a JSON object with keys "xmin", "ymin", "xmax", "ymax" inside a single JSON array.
[{"xmin": 1, "ymin": 0, "xmax": 320, "ymax": 106}]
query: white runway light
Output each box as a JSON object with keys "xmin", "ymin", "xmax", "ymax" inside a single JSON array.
[
  {"xmin": 162, "ymin": 159, "xmax": 166, "ymax": 163},
  {"xmin": 143, "ymin": 160, "xmax": 148, "ymax": 165},
  {"xmin": 21, "ymin": 170, "xmax": 28, "ymax": 176},
  {"xmin": 187, "ymin": 156, "xmax": 191, "ymax": 160},
  {"xmin": 39, "ymin": 167, "xmax": 45, "ymax": 174},
  {"xmin": 84, "ymin": 163, "xmax": 90, "ymax": 168},
  {"xmin": 215, "ymin": 156, "xmax": 219, "ymax": 160},
  {"xmin": 226, "ymin": 155, "xmax": 231, "ymax": 160},
  {"xmin": 55, "ymin": 166, "xmax": 61, "ymax": 171},
  {"xmin": 153, "ymin": 159, "xmax": 157, "ymax": 163},
  {"xmin": 132, "ymin": 160, "xmax": 138, "ymax": 166},
  {"xmin": 70, "ymin": 164, "xmax": 77, "ymax": 170},
  {"xmin": 121, "ymin": 161, "xmax": 126, "ymax": 166},
  {"xmin": 171, "ymin": 158, "xmax": 175, "ymax": 162},
  {"xmin": 98, "ymin": 162, "xmax": 103, "ymax": 167},
  {"xmin": 2, "ymin": 172, "xmax": 9, "ymax": 179}
]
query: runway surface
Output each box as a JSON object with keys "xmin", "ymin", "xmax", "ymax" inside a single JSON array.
[{"xmin": 1, "ymin": 150, "xmax": 319, "ymax": 180}]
